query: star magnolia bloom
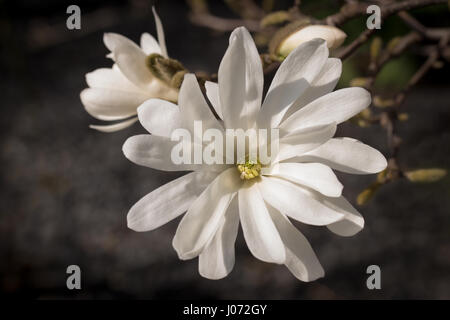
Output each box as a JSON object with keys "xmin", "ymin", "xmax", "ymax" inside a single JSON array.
[
  {"xmin": 80, "ymin": 8, "xmax": 178, "ymax": 132},
  {"xmin": 122, "ymin": 27, "xmax": 387, "ymax": 281}
]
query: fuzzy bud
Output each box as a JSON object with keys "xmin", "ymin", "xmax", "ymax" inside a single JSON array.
[
  {"xmin": 260, "ymin": 11, "xmax": 291, "ymax": 28},
  {"xmin": 370, "ymin": 37, "xmax": 383, "ymax": 62},
  {"xmin": 405, "ymin": 169, "xmax": 447, "ymax": 183},
  {"xmin": 357, "ymin": 183, "xmax": 381, "ymax": 206},
  {"xmin": 146, "ymin": 53, "xmax": 187, "ymax": 88}
]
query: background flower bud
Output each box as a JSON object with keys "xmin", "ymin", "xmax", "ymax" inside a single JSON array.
[
  {"xmin": 405, "ymin": 169, "xmax": 447, "ymax": 183},
  {"xmin": 277, "ymin": 25, "xmax": 347, "ymax": 57},
  {"xmin": 357, "ymin": 183, "xmax": 381, "ymax": 206}
]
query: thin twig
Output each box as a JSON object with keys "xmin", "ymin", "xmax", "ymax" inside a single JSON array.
[
  {"xmin": 336, "ymin": 28, "xmax": 376, "ymax": 59},
  {"xmin": 325, "ymin": 0, "xmax": 447, "ymax": 26},
  {"xmin": 188, "ymin": 12, "xmax": 260, "ymax": 32},
  {"xmin": 329, "ymin": 0, "xmax": 447, "ymax": 59},
  {"xmin": 397, "ymin": 11, "xmax": 450, "ymax": 40}
]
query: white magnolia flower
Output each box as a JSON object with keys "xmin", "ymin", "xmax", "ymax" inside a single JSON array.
[
  {"xmin": 80, "ymin": 8, "xmax": 178, "ymax": 132},
  {"xmin": 122, "ymin": 27, "xmax": 387, "ymax": 281}
]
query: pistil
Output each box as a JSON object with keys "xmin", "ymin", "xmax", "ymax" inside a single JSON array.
[{"xmin": 237, "ymin": 160, "xmax": 261, "ymax": 180}]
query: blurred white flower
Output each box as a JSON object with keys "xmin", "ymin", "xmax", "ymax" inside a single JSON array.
[
  {"xmin": 277, "ymin": 25, "xmax": 347, "ymax": 57},
  {"xmin": 80, "ymin": 8, "xmax": 178, "ymax": 132},
  {"xmin": 122, "ymin": 27, "xmax": 387, "ymax": 281}
]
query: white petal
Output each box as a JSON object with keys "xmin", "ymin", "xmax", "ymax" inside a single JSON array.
[
  {"xmin": 113, "ymin": 42, "xmax": 154, "ymax": 89},
  {"xmin": 239, "ymin": 183, "xmax": 286, "ymax": 264},
  {"xmin": 297, "ymin": 137, "xmax": 388, "ymax": 174},
  {"xmin": 80, "ymin": 88, "xmax": 145, "ymax": 121},
  {"xmin": 258, "ymin": 39, "xmax": 329, "ymax": 129},
  {"xmin": 218, "ymin": 27, "xmax": 263, "ymax": 130},
  {"xmin": 137, "ymin": 99, "xmax": 181, "ymax": 137},
  {"xmin": 140, "ymin": 32, "xmax": 161, "ymax": 55},
  {"xmin": 173, "ymin": 168, "xmax": 241, "ymax": 259},
  {"xmin": 265, "ymin": 162, "xmax": 343, "ymax": 197},
  {"xmin": 179, "ymin": 74, "xmax": 223, "ymax": 136},
  {"xmin": 205, "ymin": 81, "xmax": 223, "ymax": 119},
  {"xmin": 199, "ymin": 197, "xmax": 239, "ymax": 280},
  {"xmin": 113, "ymin": 43, "xmax": 178, "ymax": 101},
  {"xmin": 89, "ymin": 117, "xmax": 138, "ymax": 132},
  {"xmin": 267, "ymin": 205, "xmax": 324, "ymax": 281},
  {"xmin": 259, "ymin": 177, "xmax": 344, "ymax": 226},
  {"xmin": 152, "ymin": 6, "xmax": 168, "ymax": 58},
  {"xmin": 122, "ymin": 134, "xmax": 206, "ymax": 172},
  {"xmin": 127, "ymin": 171, "xmax": 217, "ymax": 232},
  {"xmin": 280, "ymin": 87, "xmax": 371, "ymax": 134},
  {"xmin": 325, "ymin": 196, "xmax": 364, "ymax": 237},
  {"xmin": 103, "ymin": 32, "xmax": 139, "ymax": 53},
  {"xmin": 85, "ymin": 68, "xmax": 142, "ymax": 93},
  {"xmin": 274, "ymin": 123, "xmax": 336, "ymax": 163},
  {"xmin": 283, "ymin": 58, "xmax": 342, "ymax": 121}
]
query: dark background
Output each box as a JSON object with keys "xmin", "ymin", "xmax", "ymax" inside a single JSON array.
[{"xmin": 1, "ymin": 0, "xmax": 450, "ymax": 299}]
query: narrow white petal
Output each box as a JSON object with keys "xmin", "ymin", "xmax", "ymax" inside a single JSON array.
[
  {"xmin": 137, "ymin": 99, "xmax": 181, "ymax": 137},
  {"xmin": 114, "ymin": 42, "xmax": 154, "ymax": 89},
  {"xmin": 173, "ymin": 168, "xmax": 241, "ymax": 260},
  {"xmin": 122, "ymin": 134, "xmax": 206, "ymax": 172},
  {"xmin": 265, "ymin": 162, "xmax": 343, "ymax": 197},
  {"xmin": 259, "ymin": 176, "xmax": 344, "ymax": 226},
  {"xmin": 140, "ymin": 32, "xmax": 162, "ymax": 55},
  {"xmin": 258, "ymin": 39, "xmax": 329, "ymax": 128},
  {"xmin": 199, "ymin": 197, "xmax": 239, "ymax": 280},
  {"xmin": 218, "ymin": 27, "xmax": 263, "ymax": 130},
  {"xmin": 152, "ymin": 6, "xmax": 168, "ymax": 57},
  {"xmin": 239, "ymin": 183, "xmax": 285, "ymax": 264},
  {"xmin": 179, "ymin": 74, "xmax": 223, "ymax": 135},
  {"xmin": 89, "ymin": 117, "xmax": 138, "ymax": 132},
  {"xmin": 274, "ymin": 123, "xmax": 336, "ymax": 163},
  {"xmin": 80, "ymin": 88, "xmax": 144, "ymax": 121},
  {"xmin": 325, "ymin": 196, "xmax": 364, "ymax": 237},
  {"xmin": 85, "ymin": 68, "xmax": 142, "ymax": 93},
  {"xmin": 297, "ymin": 137, "xmax": 388, "ymax": 174},
  {"xmin": 205, "ymin": 81, "xmax": 223, "ymax": 119},
  {"xmin": 280, "ymin": 87, "xmax": 371, "ymax": 134},
  {"xmin": 103, "ymin": 32, "xmax": 139, "ymax": 53},
  {"xmin": 267, "ymin": 205, "xmax": 324, "ymax": 282},
  {"xmin": 283, "ymin": 58, "xmax": 342, "ymax": 121},
  {"xmin": 127, "ymin": 171, "xmax": 217, "ymax": 232}
]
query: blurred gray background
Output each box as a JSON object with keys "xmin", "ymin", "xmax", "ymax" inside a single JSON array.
[{"xmin": 1, "ymin": 0, "xmax": 450, "ymax": 299}]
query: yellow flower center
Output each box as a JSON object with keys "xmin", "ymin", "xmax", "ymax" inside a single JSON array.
[{"xmin": 237, "ymin": 160, "xmax": 261, "ymax": 180}]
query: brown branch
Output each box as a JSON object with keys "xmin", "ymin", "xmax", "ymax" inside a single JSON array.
[
  {"xmin": 378, "ymin": 33, "xmax": 422, "ymax": 67},
  {"xmin": 336, "ymin": 28, "xmax": 376, "ymax": 59},
  {"xmin": 382, "ymin": 0, "xmax": 447, "ymax": 16},
  {"xmin": 188, "ymin": 12, "xmax": 260, "ymax": 32},
  {"xmin": 396, "ymin": 46, "xmax": 440, "ymax": 105},
  {"xmin": 224, "ymin": 0, "xmax": 265, "ymax": 20},
  {"xmin": 325, "ymin": 0, "xmax": 447, "ymax": 27},
  {"xmin": 325, "ymin": 2, "xmax": 367, "ymax": 26},
  {"xmin": 375, "ymin": 45, "xmax": 440, "ymax": 171},
  {"xmin": 397, "ymin": 11, "xmax": 450, "ymax": 40},
  {"xmin": 408, "ymin": 49, "xmax": 439, "ymax": 87},
  {"xmin": 328, "ymin": 0, "xmax": 447, "ymax": 59},
  {"xmin": 366, "ymin": 32, "xmax": 422, "ymax": 85}
]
